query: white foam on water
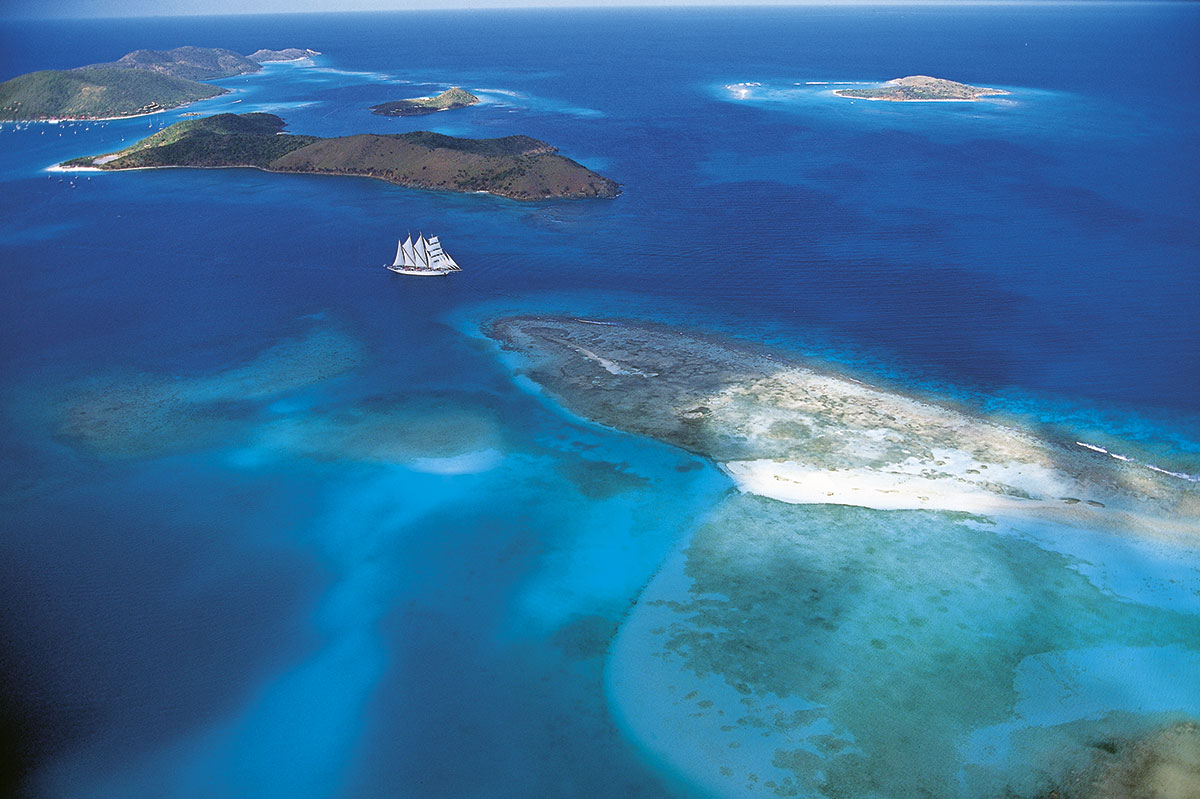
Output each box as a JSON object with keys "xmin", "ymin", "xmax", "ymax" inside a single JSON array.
[{"xmin": 1076, "ymin": 440, "xmax": 1200, "ymax": 482}]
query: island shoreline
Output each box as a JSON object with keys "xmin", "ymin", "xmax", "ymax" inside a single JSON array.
[{"xmin": 49, "ymin": 160, "xmax": 621, "ymax": 202}]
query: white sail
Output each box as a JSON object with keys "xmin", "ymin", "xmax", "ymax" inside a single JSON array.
[
  {"xmin": 427, "ymin": 236, "xmax": 461, "ymax": 271},
  {"xmin": 414, "ymin": 235, "xmax": 431, "ymax": 268},
  {"xmin": 402, "ymin": 236, "xmax": 418, "ymax": 268},
  {"xmin": 394, "ymin": 235, "xmax": 410, "ymax": 267},
  {"xmin": 426, "ymin": 236, "xmax": 448, "ymax": 269}
]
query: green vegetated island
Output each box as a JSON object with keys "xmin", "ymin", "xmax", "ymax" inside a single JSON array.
[
  {"xmin": 63, "ymin": 112, "xmax": 620, "ymax": 201},
  {"xmin": 835, "ymin": 75, "xmax": 1008, "ymax": 101},
  {"xmin": 371, "ymin": 87, "xmax": 480, "ymax": 117},
  {"xmin": 0, "ymin": 46, "xmax": 319, "ymax": 121}
]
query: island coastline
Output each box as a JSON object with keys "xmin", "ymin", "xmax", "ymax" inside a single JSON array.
[
  {"xmin": 370, "ymin": 87, "xmax": 480, "ymax": 117},
  {"xmin": 62, "ymin": 112, "xmax": 621, "ymax": 201},
  {"xmin": 834, "ymin": 75, "xmax": 1009, "ymax": 102}
]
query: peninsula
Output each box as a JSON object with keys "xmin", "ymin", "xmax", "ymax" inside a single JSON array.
[
  {"xmin": 371, "ymin": 87, "xmax": 480, "ymax": 117},
  {"xmin": 0, "ymin": 46, "xmax": 317, "ymax": 121},
  {"xmin": 63, "ymin": 112, "xmax": 620, "ymax": 201},
  {"xmin": 835, "ymin": 75, "xmax": 1008, "ymax": 101}
]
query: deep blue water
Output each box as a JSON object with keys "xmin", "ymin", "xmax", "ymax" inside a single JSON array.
[{"xmin": 0, "ymin": 5, "xmax": 1198, "ymax": 798}]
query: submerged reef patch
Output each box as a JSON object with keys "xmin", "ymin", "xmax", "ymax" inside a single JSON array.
[
  {"xmin": 1084, "ymin": 721, "xmax": 1200, "ymax": 799},
  {"xmin": 254, "ymin": 395, "xmax": 504, "ymax": 471},
  {"xmin": 49, "ymin": 327, "xmax": 363, "ymax": 458}
]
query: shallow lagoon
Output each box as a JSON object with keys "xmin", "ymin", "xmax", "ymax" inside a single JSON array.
[{"xmin": 610, "ymin": 498, "xmax": 1200, "ymax": 798}]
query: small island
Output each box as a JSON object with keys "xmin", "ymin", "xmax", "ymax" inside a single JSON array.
[
  {"xmin": 0, "ymin": 46, "xmax": 316, "ymax": 121},
  {"xmin": 62, "ymin": 112, "xmax": 620, "ymax": 201},
  {"xmin": 247, "ymin": 48, "xmax": 322, "ymax": 63},
  {"xmin": 371, "ymin": 87, "xmax": 480, "ymax": 117},
  {"xmin": 834, "ymin": 75, "xmax": 1008, "ymax": 102}
]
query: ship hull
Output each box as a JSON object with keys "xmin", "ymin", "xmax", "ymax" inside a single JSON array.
[{"xmin": 386, "ymin": 265, "xmax": 452, "ymax": 276}]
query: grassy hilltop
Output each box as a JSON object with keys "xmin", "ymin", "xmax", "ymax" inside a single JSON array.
[{"xmin": 64, "ymin": 112, "xmax": 620, "ymax": 201}]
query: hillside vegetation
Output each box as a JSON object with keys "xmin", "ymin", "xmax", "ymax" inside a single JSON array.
[
  {"xmin": 65, "ymin": 113, "xmax": 317, "ymax": 168},
  {"xmin": 0, "ymin": 45, "xmax": 314, "ymax": 121},
  {"xmin": 0, "ymin": 67, "xmax": 225, "ymax": 121},
  {"xmin": 94, "ymin": 47, "xmax": 261, "ymax": 81},
  {"xmin": 65, "ymin": 112, "xmax": 620, "ymax": 201}
]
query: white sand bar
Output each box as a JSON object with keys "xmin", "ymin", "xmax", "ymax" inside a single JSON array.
[{"xmin": 722, "ymin": 456, "xmax": 1069, "ymax": 514}]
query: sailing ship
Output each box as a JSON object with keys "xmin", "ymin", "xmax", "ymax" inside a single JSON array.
[{"xmin": 386, "ymin": 233, "xmax": 462, "ymax": 276}]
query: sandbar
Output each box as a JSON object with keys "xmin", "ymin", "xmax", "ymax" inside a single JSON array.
[{"xmin": 484, "ymin": 315, "xmax": 1200, "ymax": 540}]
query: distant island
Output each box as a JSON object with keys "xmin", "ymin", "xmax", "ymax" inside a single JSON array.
[
  {"xmin": 247, "ymin": 49, "xmax": 322, "ymax": 63},
  {"xmin": 62, "ymin": 112, "xmax": 620, "ymax": 201},
  {"xmin": 0, "ymin": 46, "xmax": 319, "ymax": 122},
  {"xmin": 834, "ymin": 75, "xmax": 1008, "ymax": 102},
  {"xmin": 371, "ymin": 87, "xmax": 480, "ymax": 117}
]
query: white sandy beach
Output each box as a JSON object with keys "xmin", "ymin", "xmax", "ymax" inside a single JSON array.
[
  {"xmin": 721, "ymin": 455, "xmax": 1072, "ymax": 514},
  {"xmin": 832, "ymin": 93, "xmax": 994, "ymax": 103}
]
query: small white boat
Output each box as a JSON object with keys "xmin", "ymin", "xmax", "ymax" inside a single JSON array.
[{"xmin": 386, "ymin": 233, "xmax": 461, "ymax": 276}]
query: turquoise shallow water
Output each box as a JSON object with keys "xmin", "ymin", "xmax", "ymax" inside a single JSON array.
[
  {"xmin": 607, "ymin": 500, "xmax": 1200, "ymax": 798},
  {"xmin": 1, "ymin": 6, "xmax": 1198, "ymax": 798}
]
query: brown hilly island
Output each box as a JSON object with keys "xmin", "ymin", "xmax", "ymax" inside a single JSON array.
[{"xmin": 63, "ymin": 112, "xmax": 620, "ymax": 201}]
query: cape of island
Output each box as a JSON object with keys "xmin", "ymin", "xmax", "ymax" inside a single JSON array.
[
  {"xmin": 371, "ymin": 87, "xmax": 480, "ymax": 117},
  {"xmin": 62, "ymin": 112, "xmax": 620, "ymax": 201},
  {"xmin": 0, "ymin": 46, "xmax": 319, "ymax": 121},
  {"xmin": 835, "ymin": 75, "xmax": 1008, "ymax": 102}
]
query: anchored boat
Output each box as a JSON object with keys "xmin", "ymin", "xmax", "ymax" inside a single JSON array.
[{"xmin": 386, "ymin": 233, "xmax": 461, "ymax": 276}]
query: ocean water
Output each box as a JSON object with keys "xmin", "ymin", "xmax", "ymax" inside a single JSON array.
[{"xmin": 0, "ymin": 5, "xmax": 1198, "ymax": 798}]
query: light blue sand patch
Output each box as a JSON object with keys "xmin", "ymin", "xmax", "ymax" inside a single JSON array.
[
  {"xmin": 472, "ymin": 88, "xmax": 604, "ymax": 118},
  {"xmin": 988, "ymin": 516, "xmax": 1200, "ymax": 614}
]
